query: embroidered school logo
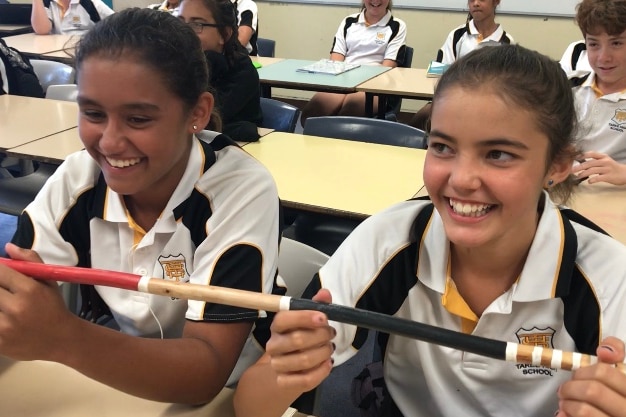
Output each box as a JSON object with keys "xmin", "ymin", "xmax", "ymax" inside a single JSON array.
[
  {"xmin": 158, "ymin": 254, "xmax": 190, "ymax": 283},
  {"xmin": 611, "ymin": 109, "xmax": 626, "ymax": 129},
  {"xmin": 375, "ymin": 31, "xmax": 386, "ymax": 45},
  {"xmin": 515, "ymin": 327, "xmax": 555, "ymax": 348},
  {"xmin": 514, "ymin": 327, "xmax": 557, "ymax": 377}
]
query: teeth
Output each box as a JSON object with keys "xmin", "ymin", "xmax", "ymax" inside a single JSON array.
[
  {"xmin": 106, "ymin": 157, "xmax": 141, "ymax": 168},
  {"xmin": 449, "ymin": 199, "xmax": 493, "ymax": 217}
]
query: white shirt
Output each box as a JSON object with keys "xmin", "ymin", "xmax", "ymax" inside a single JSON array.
[
  {"xmin": 44, "ymin": 0, "xmax": 114, "ymax": 35},
  {"xmin": 560, "ymin": 40, "xmax": 592, "ymax": 76},
  {"xmin": 437, "ymin": 19, "xmax": 514, "ymax": 64}
]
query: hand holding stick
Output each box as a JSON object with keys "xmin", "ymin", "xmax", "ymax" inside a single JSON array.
[{"xmin": 0, "ymin": 258, "xmax": 623, "ymax": 373}]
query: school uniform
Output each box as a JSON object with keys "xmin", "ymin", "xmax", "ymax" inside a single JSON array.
[
  {"xmin": 305, "ymin": 196, "xmax": 626, "ymax": 417},
  {"xmin": 232, "ymin": 0, "xmax": 258, "ymax": 56},
  {"xmin": 12, "ymin": 133, "xmax": 282, "ymax": 385},
  {"xmin": 206, "ymin": 47, "xmax": 262, "ymax": 142},
  {"xmin": 572, "ymin": 72, "xmax": 626, "ymax": 164},
  {"xmin": 436, "ymin": 19, "xmax": 514, "ymax": 64},
  {"xmin": 43, "ymin": 0, "xmax": 114, "ymax": 35},
  {"xmin": 560, "ymin": 40, "xmax": 591, "ymax": 76},
  {"xmin": 330, "ymin": 10, "xmax": 406, "ymax": 65},
  {"xmin": 146, "ymin": 0, "xmax": 178, "ymax": 14}
]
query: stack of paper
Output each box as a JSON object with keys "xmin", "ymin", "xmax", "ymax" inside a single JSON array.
[{"xmin": 297, "ymin": 59, "xmax": 361, "ymax": 75}]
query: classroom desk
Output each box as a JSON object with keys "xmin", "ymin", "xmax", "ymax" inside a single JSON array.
[
  {"xmin": 356, "ymin": 67, "xmax": 436, "ymax": 118},
  {"xmin": 569, "ymin": 183, "xmax": 626, "ymax": 245},
  {"xmin": 2, "ymin": 32, "xmax": 78, "ymax": 57},
  {"xmin": 244, "ymin": 132, "xmax": 426, "ymax": 219},
  {"xmin": 257, "ymin": 58, "xmax": 391, "ymax": 99},
  {"xmin": 0, "ymin": 355, "xmax": 309, "ymax": 417},
  {"xmin": 0, "ymin": 24, "xmax": 32, "ymax": 37},
  {"xmin": 5, "ymin": 127, "xmax": 274, "ymax": 164},
  {"xmin": 0, "ymin": 95, "xmax": 78, "ymax": 150},
  {"xmin": 251, "ymin": 56, "xmax": 284, "ymax": 67}
]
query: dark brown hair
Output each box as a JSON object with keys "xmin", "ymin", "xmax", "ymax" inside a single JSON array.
[{"xmin": 576, "ymin": 0, "xmax": 626, "ymax": 36}]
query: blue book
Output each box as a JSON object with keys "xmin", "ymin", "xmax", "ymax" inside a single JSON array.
[{"xmin": 426, "ymin": 61, "xmax": 450, "ymax": 78}]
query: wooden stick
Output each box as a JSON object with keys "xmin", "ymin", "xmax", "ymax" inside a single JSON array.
[{"xmin": 0, "ymin": 258, "xmax": 622, "ymax": 372}]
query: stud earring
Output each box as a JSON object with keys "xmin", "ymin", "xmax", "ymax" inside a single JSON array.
[
  {"xmin": 193, "ymin": 125, "xmax": 198, "ymax": 130},
  {"xmin": 547, "ymin": 179, "xmax": 554, "ymax": 187}
]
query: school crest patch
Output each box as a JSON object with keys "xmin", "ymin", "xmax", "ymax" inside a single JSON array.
[
  {"xmin": 158, "ymin": 254, "xmax": 190, "ymax": 283},
  {"xmin": 611, "ymin": 109, "xmax": 626, "ymax": 127},
  {"xmin": 515, "ymin": 327, "xmax": 555, "ymax": 348}
]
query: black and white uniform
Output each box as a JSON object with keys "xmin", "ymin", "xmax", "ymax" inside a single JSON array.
[
  {"xmin": 560, "ymin": 40, "xmax": 592, "ymax": 76},
  {"xmin": 12, "ymin": 133, "xmax": 283, "ymax": 385},
  {"xmin": 571, "ymin": 72, "xmax": 626, "ymax": 164},
  {"xmin": 43, "ymin": 0, "xmax": 113, "ymax": 35},
  {"xmin": 436, "ymin": 19, "xmax": 514, "ymax": 64},
  {"xmin": 330, "ymin": 10, "xmax": 406, "ymax": 65},
  {"xmin": 305, "ymin": 195, "xmax": 626, "ymax": 417},
  {"xmin": 232, "ymin": 0, "xmax": 258, "ymax": 56}
]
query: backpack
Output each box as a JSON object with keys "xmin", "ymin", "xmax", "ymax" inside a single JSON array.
[
  {"xmin": 43, "ymin": 0, "xmax": 101, "ymax": 24},
  {"xmin": 0, "ymin": 38, "xmax": 45, "ymax": 97}
]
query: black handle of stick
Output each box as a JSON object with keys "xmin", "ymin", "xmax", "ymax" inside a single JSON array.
[{"xmin": 290, "ymin": 298, "xmax": 507, "ymax": 360}]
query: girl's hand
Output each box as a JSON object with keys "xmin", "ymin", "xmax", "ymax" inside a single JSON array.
[
  {"xmin": 572, "ymin": 152, "xmax": 626, "ymax": 186},
  {"xmin": 556, "ymin": 337, "xmax": 626, "ymax": 416},
  {"xmin": 265, "ymin": 289, "xmax": 335, "ymax": 392}
]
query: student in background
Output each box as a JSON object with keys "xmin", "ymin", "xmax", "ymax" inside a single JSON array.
[
  {"xmin": 571, "ymin": 0, "xmax": 626, "ymax": 186},
  {"xmin": 179, "ymin": 0, "xmax": 262, "ymax": 142},
  {"xmin": 560, "ymin": 39, "xmax": 592, "ymax": 75},
  {"xmin": 0, "ymin": 8, "xmax": 281, "ymax": 404},
  {"xmin": 234, "ymin": 45, "xmax": 626, "ymax": 417},
  {"xmin": 232, "ymin": 0, "xmax": 258, "ymax": 56},
  {"xmin": 31, "ymin": 0, "xmax": 114, "ymax": 35},
  {"xmin": 300, "ymin": 0, "xmax": 406, "ymax": 126},
  {"xmin": 408, "ymin": 0, "xmax": 513, "ymax": 130},
  {"xmin": 147, "ymin": 0, "xmax": 180, "ymax": 13}
]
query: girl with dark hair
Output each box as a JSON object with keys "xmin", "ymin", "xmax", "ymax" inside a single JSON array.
[
  {"xmin": 179, "ymin": 0, "xmax": 262, "ymax": 142},
  {"xmin": 0, "ymin": 7, "xmax": 281, "ymax": 404},
  {"xmin": 234, "ymin": 44, "xmax": 626, "ymax": 417}
]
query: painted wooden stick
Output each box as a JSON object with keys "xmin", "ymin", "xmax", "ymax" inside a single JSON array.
[{"xmin": 0, "ymin": 258, "xmax": 622, "ymax": 372}]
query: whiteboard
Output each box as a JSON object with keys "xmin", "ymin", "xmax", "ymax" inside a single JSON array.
[{"xmin": 260, "ymin": 0, "xmax": 579, "ymax": 17}]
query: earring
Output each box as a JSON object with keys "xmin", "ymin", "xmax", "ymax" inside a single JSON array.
[
  {"xmin": 192, "ymin": 125, "xmax": 198, "ymax": 130},
  {"xmin": 547, "ymin": 179, "xmax": 554, "ymax": 187}
]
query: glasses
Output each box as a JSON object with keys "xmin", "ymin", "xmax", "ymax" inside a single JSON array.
[{"xmin": 186, "ymin": 21, "xmax": 221, "ymax": 34}]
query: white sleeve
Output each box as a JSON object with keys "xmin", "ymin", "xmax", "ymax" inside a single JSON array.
[
  {"xmin": 438, "ymin": 26, "xmax": 461, "ymax": 65},
  {"xmin": 91, "ymin": 0, "xmax": 115, "ymax": 19},
  {"xmin": 383, "ymin": 17, "xmax": 407, "ymax": 61},
  {"xmin": 331, "ymin": 17, "xmax": 348, "ymax": 56},
  {"xmin": 559, "ymin": 41, "xmax": 579, "ymax": 74}
]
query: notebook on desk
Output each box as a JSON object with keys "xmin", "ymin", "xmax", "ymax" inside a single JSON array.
[
  {"xmin": 0, "ymin": 4, "xmax": 32, "ymax": 25},
  {"xmin": 297, "ymin": 59, "xmax": 361, "ymax": 76}
]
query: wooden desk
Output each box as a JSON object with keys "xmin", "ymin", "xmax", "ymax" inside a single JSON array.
[
  {"xmin": 40, "ymin": 47, "xmax": 75, "ymax": 64},
  {"xmin": 356, "ymin": 67, "xmax": 436, "ymax": 118},
  {"xmin": 569, "ymin": 183, "xmax": 626, "ymax": 245},
  {"xmin": 0, "ymin": 24, "xmax": 32, "ymax": 37},
  {"xmin": 0, "ymin": 355, "xmax": 309, "ymax": 417},
  {"xmin": 257, "ymin": 59, "xmax": 390, "ymax": 98},
  {"xmin": 0, "ymin": 95, "xmax": 78, "ymax": 150},
  {"xmin": 2, "ymin": 32, "xmax": 78, "ymax": 56},
  {"xmin": 244, "ymin": 132, "xmax": 426, "ymax": 219},
  {"xmin": 251, "ymin": 56, "xmax": 284, "ymax": 67}
]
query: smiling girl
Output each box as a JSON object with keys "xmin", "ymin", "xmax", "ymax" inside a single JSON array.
[
  {"xmin": 234, "ymin": 44, "xmax": 626, "ymax": 417},
  {"xmin": 0, "ymin": 8, "xmax": 281, "ymax": 404}
]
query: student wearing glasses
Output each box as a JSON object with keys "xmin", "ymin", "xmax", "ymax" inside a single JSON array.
[{"xmin": 179, "ymin": 0, "xmax": 262, "ymax": 142}]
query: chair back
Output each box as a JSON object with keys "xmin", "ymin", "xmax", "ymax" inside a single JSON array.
[
  {"xmin": 303, "ymin": 116, "xmax": 427, "ymax": 149},
  {"xmin": 257, "ymin": 37, "xmax": 276, "ymax": 57},
  {"xmin": 30, "ymin": 59, "xmax": 75, "ymax": 93},
  {"xmin": 259, "ymin": 97, "xmax": 301, "ymax": 133},
  {"xmin": 0, "ymin": 163, "xmax": 58, "ymax": 215},
  {"xmin": 278, "ymin": 238, "xmax": 329, "ymax": 298},
  {"xmin": 385, "ymin": 45, "xmax": 414, "ymax": 120},
  {"xmin": 45, "ymin": 83, "xmax": 78, "ymax": 102}
]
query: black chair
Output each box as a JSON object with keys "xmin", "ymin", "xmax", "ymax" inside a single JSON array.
[
  {"xmin": 385, "ymin": 45, "xmax": 414, "ymax": 121},
  {"xmin": 292, "ymin": 116, "xmax": 426, "ymax": 255},
  {"xmin": 303, "ymin": 115, "xmax": 427, "ymax": 149},
  {"xmin": 257, "ymin": 37, "xmax": 276, "ymax": 58},
  {"xmin": 259, "ymin": 97, "xmax": 301, "ymax": 133},
  {"xmin": 0, "ymin": 162, "xmax": 58, "ymax": 215}
]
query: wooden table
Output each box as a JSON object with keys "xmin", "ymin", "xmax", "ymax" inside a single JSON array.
[
  {"xmin": 257, "ymin": 58, "xmax": 390, "ymax": 99},
  {"xmin": 356, "ymin": 67, "xmax": 436, "ymax": 118},
  {"xmin": 569, "ymin": 183, "xmax": 626, "ymax": 245},
  {"xmin": 2, "ymin": 32, "xmax": 78, "ymax": 57},
  {"xmin": 0, "ymin": 355, "xmax": 309, "ymax": 417},
  {"xmin": 244, "ymin": 132, "xmax": 426, "ymax": 219},
  {"xmin": 0, "ymin": 95, "xmax": 78, "ymax": 150}
]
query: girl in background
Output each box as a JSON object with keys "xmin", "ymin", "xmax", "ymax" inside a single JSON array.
[{"xmin": 179, "ymin": 0, "xmax": 262, "ymax": 142}]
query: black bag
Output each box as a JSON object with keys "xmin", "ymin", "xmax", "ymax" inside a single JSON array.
[{"xmin": 0, "ymin": 38, "xmax": 45, "ymax": 97}]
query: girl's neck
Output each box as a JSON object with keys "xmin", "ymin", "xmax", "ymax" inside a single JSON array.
[
  {"xmin": 472, "ymin": 18, "xmax": 498, "ymax": 40},
  {"xmin": 364, "ymin": 9, "xmax": 387, "ymax": 26}
]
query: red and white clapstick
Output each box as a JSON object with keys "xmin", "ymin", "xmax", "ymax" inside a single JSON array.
[{"xmin": 0, "ymin": 258, "xmax": 622, "ymax": 372}]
